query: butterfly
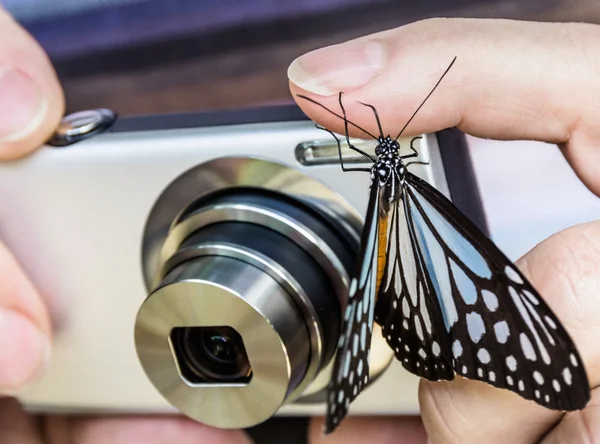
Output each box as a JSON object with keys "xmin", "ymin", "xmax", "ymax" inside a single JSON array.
[{"xmin": 296, "ymin": 56, "xmax": 591, "ymax": 434}]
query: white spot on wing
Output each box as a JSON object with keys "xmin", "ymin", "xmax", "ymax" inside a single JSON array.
[
  {"xmin": 477, "ymin": 348, "xmax": 491, "ymax": 364},
  {"xmin": 533, "ymin": 371, "xmax": 544, "ymax": 385},
  {"xmin": 360, "ymin": 323, "xmax": 366, "ymax": 351},
  {"xmin": 356, "ymin": 301, "xmax": 363, "ymax": 322},
  {"xmin": 466, "ymin": 312, "xmax": 485, "ymax": 343},
  {"xmin": 402, "ymin": 298, "xmax": 410, "ymax": 318},
  {"xmin": 349, "ymin": 278, "xmax": 357, "ymax": 296},
  {"xmin": 343, "ymin": 350, "xmax": 352, "ymax": 378},
  {"xmin": 523, "ymin": 290, "xmax": 539, "ymax": 305},
  {"xmin": 520, "ymin": 333, "xmax": 537, "ymax": 361},
  {"xmin": 419, "ymin": 288, "xmax": 432, "ymax": 334},
  {"xmin": 432, "ymin": 341, "xmax": 440, "ymax": 357},
  {"xmin": 506, "ymin": 355, "xmax": 517, "ymax": 371},
  {"xmin": 414, "ymin": 315, "xmax": 424, "ymax": 341},
  {"xmin": 563, "ymin": 368, "xmax": 572, "ymax": 385},
  {"xmin": 452, "ymin": 340, "xmax": 463, "ymax": 358},
  {"xmin": 419, "ymin": 349, "xmax": 427, "ymax": 359},
  {"xmin": 518, "ymin": 380, "xmax": 525, "ymax": 391},
  {"xmin": 482, "ymin": 290, "xmax": 499, "ymax": 311},
  {"xmin": 570, "ymin": 354, "xmax": 578, "ymax": 367},
  {"xmin": 544, "ymin": 316, "xmax": 557, "ymax": 330},
  {"xmin": 493, "ymin": 321, "xmax": 510, "ymax": 344},
  {"xmin": 450, "ymin": 260, "xmax": 478, "ymax": 305},
  {"xmin": 552, "ymin": 380, "xmax": 561, "ymax": 392},
  {"xmin": 344, "ymin": 305, "xmax": 352, "ymax": 322},
  {"xmin": 489, "ymin": 371, "xmax": 496, "ymax": 382},
  {"xmin": 504, "ymin": 265, "xmax": 523, "ymax": 284},
  {"xmin": 506, "ymin": 375, "xmax": 513, "ymax": 385}
]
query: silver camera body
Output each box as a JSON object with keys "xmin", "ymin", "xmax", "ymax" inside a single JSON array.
[{"xmin": 0, "ymin": 106, "xmax": 486, "ymax": 428}]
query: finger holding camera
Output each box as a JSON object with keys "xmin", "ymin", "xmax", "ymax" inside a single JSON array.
[
  {"xmin": 0, "ymin": 7, "xmax": 254, "ymax": 444},
  {"xmin": 0, "ymin": 4, "xmax": 63, "ymax": 397}
]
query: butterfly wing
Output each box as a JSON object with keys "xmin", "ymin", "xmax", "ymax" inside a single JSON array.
[
  {"xmin": 375, "ymin": 185, "xmax": 456, "ymax": 382},
  {"xmin": 392, "ymin": 171, "xmax": 590, "ymax": 410},
  {"xmin": 324, "ymin": 181, "xmax": 386, "ymax": 434}
]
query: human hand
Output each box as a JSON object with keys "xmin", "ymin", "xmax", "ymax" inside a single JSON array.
[
  {"xmin": 0, "ymin": 7, "xmax": 253, "ymax": 443},
  {"xmin": 288, "ymin": 17, "xmax": 600, "ymax": 443}
]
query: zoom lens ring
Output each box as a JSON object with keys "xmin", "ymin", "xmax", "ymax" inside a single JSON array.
[
  {"xmin": 157, "ymin": 187, "xmax": 359, "ymax": 399},
  {"xmin": 176, "ymin": 221, "xmax": 340, "ymax": 370},
  {"xmin": 157, "ymin": 188, "xmax": 356, "ymax": 307}
]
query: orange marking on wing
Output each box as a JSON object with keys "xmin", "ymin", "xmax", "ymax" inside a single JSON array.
[{"xmin": 376, "ymin": 216, "xmax": 388, "ymax": 301}]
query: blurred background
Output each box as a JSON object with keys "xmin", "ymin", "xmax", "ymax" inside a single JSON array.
[
  {"xmin": 4, "ymin": 0, "xmax": 600, "ymax": 442},
  {"xmin": 4, "ymin": 0, "xmax": 600, "ymax": 115}
]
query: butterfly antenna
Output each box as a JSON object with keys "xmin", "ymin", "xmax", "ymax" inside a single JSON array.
[
  {"xmin": 357, "ymin": 101, "xmax": 384, "ymax": 138},
  {"xmin": 295, "ymin": 94, "xmax": 378, "ymax": 139},
  {"xmin": 339, "ymin": 92, "xmax": 376, "ymax": 163},
  {"xmin": 394, "ymin": 56, "xmax": 457, "ymax": 142}
]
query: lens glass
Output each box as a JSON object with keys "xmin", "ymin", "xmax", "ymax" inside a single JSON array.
[{"xmin": 170, "ymin": 326, "xmax": 252, "ymax": 384}]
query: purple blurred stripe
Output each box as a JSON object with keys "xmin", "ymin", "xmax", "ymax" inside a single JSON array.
[{"xmin": 21, "ymin": 0, "xmax": 389, "ymax": 58}]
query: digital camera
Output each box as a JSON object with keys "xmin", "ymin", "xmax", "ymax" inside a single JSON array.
[{"xmin": 0, "ymin": 105, "xmax": 486, "ymax": 428}]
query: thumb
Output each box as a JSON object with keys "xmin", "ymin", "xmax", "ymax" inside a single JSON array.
[
  {"xmin": 0, "ymin": 6, "xmax": 64, "ymax": 159},
  {"xmin": 287, "ymin": 18, "xmax": 600, "ymax": 196}
]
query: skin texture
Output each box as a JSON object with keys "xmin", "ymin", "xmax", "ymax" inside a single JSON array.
[{"xmin": 288, "ymin": 17, "xmax": 600, "ymax": 444}]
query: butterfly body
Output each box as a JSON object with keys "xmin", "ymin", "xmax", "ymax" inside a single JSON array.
[
  {"xmin": 371, "ymin": 136, "xmax": 407, "ymax": 204},
  {"xmin": 296, "ymin": 57, "xmax": 590, "ymax": 435}
]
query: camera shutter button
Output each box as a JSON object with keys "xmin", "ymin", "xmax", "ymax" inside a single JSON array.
[{"xmin": 47, "ymin": 109, "xmax": 116, "ymax": 147}]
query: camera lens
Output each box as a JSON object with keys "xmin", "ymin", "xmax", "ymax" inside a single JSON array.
[
  {"xmin": 202, "ymin": 331, "xmax": 235, "ymax": 363},
  {"xmin": 136, "ymin": 158, "xmax": 397, "ymax": 429},
  {"xmin": 171, "ymin": 326, "xmax": 252, "ymax": 384}
]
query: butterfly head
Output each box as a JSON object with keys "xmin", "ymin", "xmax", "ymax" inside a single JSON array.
[{"xmin": 374, "ymin": 135, "xmax": 400, "ymax": 159}]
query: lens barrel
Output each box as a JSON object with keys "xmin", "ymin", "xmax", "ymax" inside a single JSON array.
[
  {"xmin": 135, "ymin": 187, "xmax": 358, "ymax": 428},
  {"xmin": 135, "ymin": 158, "xmax": 394, "ymax": 429}
]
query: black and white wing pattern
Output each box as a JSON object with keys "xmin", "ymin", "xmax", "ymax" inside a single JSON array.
[
  {"xmin": 324, "ymin": 182, "xmax": 385, "ymax": 434},
  {"xmin": 377, "ymin": 171, "xmax": 590, "ymax": 411},
  {"xmin": 374, "ymin": 185, "xmax": 456, "ymax": 382}
]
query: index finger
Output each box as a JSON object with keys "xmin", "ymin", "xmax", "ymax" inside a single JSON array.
[{"xmin": 287, "ymin": 18, "xmax": 600, "ymax": 196}]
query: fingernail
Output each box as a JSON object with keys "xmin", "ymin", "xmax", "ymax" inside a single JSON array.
[
  {"xmin": 287, "ymin": 39, "xmax": 384, "ymax": 96},
  {"xmin": 0, "ymin": 308, "xmax": 51, "ymax": 394},
  {"xmin": 0, "ymin": 64, "xmax": 48, "ymax": 142}
]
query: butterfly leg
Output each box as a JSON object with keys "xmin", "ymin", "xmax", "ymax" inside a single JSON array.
[
  {"xmin": 315, "ymin": 124, "xmax": 371, "ymax": 172},
  {"xmin": 338, "ymin": 92, "xmax": 377, "ymax": 163},
  {"xmin": 400, "ymin": 136, "xmax": 423, "ymax": 159},
  {"xmin": 356, "ymin": 100, "xmax": 384, "ymax": 138}
]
